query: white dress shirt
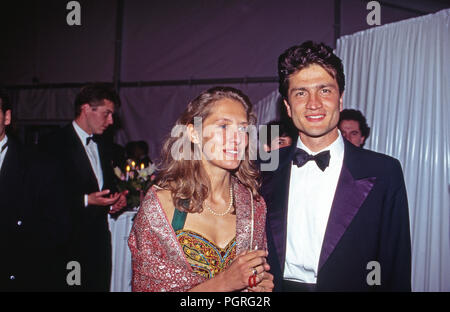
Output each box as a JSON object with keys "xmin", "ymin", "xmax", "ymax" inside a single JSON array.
[
  {"xmin": 283, "ymin": 131, "xmax": 345, "ymax": 283},
  {"xmin": 0, "ymin": 135, "xmax": 8, "ymax": 171},
  {"xmin": 72, "ymin": 121, "xmax": 104, "ymax": 206}
]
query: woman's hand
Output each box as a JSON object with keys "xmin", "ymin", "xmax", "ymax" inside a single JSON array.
[
  {"xmin": 247, "ymin": 271, "xmax": 274, "ymax": 292},
  {"xmin": 188, "ymin": 249, "xmax": 270, "ymax": 292},
  {"xmin": 214, "ymin": 249, "xmax": 269, "ymax": 292},
  {"xmin": 219, "ymin": 249, "xmax": 270, "ymax": 292}
]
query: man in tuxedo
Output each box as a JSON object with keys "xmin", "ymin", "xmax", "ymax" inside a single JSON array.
[
  {"xmin": 0, "ymin": 89, "xmax": 25, "ymax": 290},
  {"xmin": 260, "ymin": 41, "xmax": 411, "ymax": 291},
  {"xmin": 0, "ymin": 90, "xmax": 70, "ymax": 291},
  {"xmin": 39, "ymin": 83, "xmax": 127, "ymax": 291}
]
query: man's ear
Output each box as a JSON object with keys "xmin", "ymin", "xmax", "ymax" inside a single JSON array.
[
  {"xmin": 360, "ymin": 136, "xmax": 366, "ymax": 147},
  {"xmin": 80, "ymin": 103, "xmax": 91, "ymax": 114},
  {"xmin": 4, "ymin": 109, "xmax": 11, "ymax": 126},
  {"xmin": 339, "ymin": 92, "xmax": 344, "ymax": 112},
  {"xmin": 283, "ymin": 99, "xmax": 292, "ymax": 118},
  {"xmin": 187, "ymin": 124, "xmax": 200, "ymax": 144}
]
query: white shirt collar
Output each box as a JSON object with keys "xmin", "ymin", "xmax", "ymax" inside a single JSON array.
[
  {"xmin": 0, "ymin": 135, "xmax": 8, "ymax": 151},
  {"xmin": 72, "ymin": 120, "xmax": 92, "ymax": 145},
  {"xmin": 296, "ymin": 130, "xmax": 345, "ymax": 168},
  {"xmin": 0, "ymin": 135, "xmax": 8, "ymax": 170}
]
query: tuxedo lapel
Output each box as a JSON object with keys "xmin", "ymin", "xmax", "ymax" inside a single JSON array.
[
  {"xmin": 66, "ymin": 126, "xmax": 100, "ymax": 192},
  {"xmin": 0, "ymin": 149, "xmax": 9, "ymax": 187},
  {"xmin": 264, "ymin": 144, "xmax": 297, "ymax": 270},
  {"xmin": 0, "ymin": 138, "xmax": 27, "ymax": 211},
  {"xmin": 96, "ymin": 138, "xmax": 112, "ymax": 190},
  {"xmin": 97, "ymin": 140, "xmax": 107, "ymax": 176},
  {"xmin": 266, "ymin": 165, "xmax": 290, "ymax": 268},
  {"xmin": 318, "ymin": 141, "xmax": 376, "ymax": 271}
]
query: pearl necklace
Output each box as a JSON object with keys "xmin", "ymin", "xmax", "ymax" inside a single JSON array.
[{"xmin": 204, "ymin": 184, "xmax": 234, "ymax": 216}]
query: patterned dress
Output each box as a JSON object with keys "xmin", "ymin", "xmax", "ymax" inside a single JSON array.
[
  {"xmin": 128, "ymin": 177, "xmax": 267, "ymax": 292},
  {"xmin": 176, "ymin": 229, "xmax": 236, "ymax": 279}
]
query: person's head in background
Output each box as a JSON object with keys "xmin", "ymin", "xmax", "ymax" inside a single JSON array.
[
  {"xmin": 136, "ymin": 141, "xmax": 150, "ymax": 161},
  {"xmin": 74, "ymin": 83, "xmax": 121, "ymax": 135},
  {"xmin": 338, "ymin": 109, "xmax": 370, "ymax": 148},
  {"xmin": 262, "ymin": 120, "xmax": 296, "ymax": 152},
  {"xmin": 126, "ymin": 140, "xmax": 152, "ymax": 165},
  {"xmin": 0, "ymin": 89, "xmax": 11, "ymax": 141}
]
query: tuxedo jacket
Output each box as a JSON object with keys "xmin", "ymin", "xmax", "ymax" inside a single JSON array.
[
  {"xmin": 39, "ymin": 124, "xmax": 117, "ymax": 291},
  {"xmin": 260, "ymin": 138, "xmax": 411, "ymax": 291},
  {"xmin": 0, "ymin": 136, "xmax": 70, "ymax": 291}
]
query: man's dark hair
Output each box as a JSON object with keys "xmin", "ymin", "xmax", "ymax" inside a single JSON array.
[
  {"xmin": 263, "ymin": 119, "xmax": 297, "ymax": 147},
  {"xmin": 74, "ymin": 83, "xmax": 121, "ymax": 117},
  {"xmin": 339, "ymin": 109, "xmax": 371, "ymax": 146},
  {"xmin": 136, "ymin": 140, "xmax": 149, "ymax": 155},
  {"xmin": 126, "ymin": 140, "xmax": 149, "ymax": 158},
  {"xmin": 278, "ymin": 41, "xmax": 345, "ymax": 99},
  {"xmin": 0, "ymin": 89, "xmax": 11, "ymax": 113}
]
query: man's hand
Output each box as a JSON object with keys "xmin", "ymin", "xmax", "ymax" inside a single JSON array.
[
  {"xmin": 109, "ymin": 190, "xmax": 129, "ymax": 214},
  {"xmin": 87, "ymin": 189, "xmax": 120, "ymax": 207}
]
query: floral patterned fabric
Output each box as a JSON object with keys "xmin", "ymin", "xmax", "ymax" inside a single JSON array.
[
  {"xmin": 128, "ymin": 177, "xmax": 267, "ymax": 292},
  {"xmin": 176, "ymin": 229, "xmax": 236, "ymax": 279}
]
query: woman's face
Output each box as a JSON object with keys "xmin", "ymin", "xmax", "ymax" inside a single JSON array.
[{"xmin": 198, "ymin": 98, "xmax": 249, "ymax": 173}]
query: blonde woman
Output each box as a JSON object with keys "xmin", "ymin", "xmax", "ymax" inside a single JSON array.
[{"xmin": 129, "ymin": 86, "xmax": 273, "ymax": 292}]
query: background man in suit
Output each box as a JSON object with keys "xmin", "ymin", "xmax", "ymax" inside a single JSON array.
[
  {"xmin": 0, "ymin": 90, "xmax": 69, "ymax": 291},
  {"xmin": 0, "ymin": 89, "xmax": 23, "ymax": 290},
  {"xmin": 260, "ymin": 41, "xmax": 411, "ymax": 291},
  {"xmin": 338, "ymin": 108, "xmax": 371, "ymax": 148},
  {"xmin": 40, "ymin": 83, "xmax": 127, "ymax": 291}
]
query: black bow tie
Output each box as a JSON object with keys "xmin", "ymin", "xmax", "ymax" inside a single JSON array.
[
  {"xmin": 292, "ymin": 148, "xmax": 331, "ymax": 171},
  {"xmin": 1, "ymin": 141, "xmax": 7, "ymax": 153},
  {"xmin": 86, "ymin": 136, "xmax": 99, "ymax": 145}
]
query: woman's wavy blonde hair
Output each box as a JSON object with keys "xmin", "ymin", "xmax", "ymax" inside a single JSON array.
[{"xmin": 155, "ymin": 86, "xmax": 260, "ymax": 213}]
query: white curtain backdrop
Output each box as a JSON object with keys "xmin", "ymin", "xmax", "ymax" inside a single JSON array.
[{"xmin": 336, "ymin": 9, "xmax": 450, "ymax": 292}]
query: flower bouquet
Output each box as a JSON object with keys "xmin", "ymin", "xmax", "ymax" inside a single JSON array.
[{"xmin": 114, "ymin": 160, "xmax": 156, "ymax": 210}]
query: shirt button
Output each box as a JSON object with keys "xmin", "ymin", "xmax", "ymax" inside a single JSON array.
[{"xmin": 17, "ymin": 220, "xmax": 22, "ymax": 226}]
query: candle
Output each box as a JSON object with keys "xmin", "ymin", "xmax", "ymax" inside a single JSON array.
[
  {"xmin": 131, "ymin": 161, "xmax": 136, "ymax": 169},
  {"xmin": 126, "ymin": 165, "xmax": 130, "ymax": 181},
  {"xmin": 140, "ymin": 163, "xmax": 145, "ymax": 170}
]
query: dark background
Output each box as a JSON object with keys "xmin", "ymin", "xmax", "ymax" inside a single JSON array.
[{"xmin": 1, "ymin": 0, "xmax": 448, "ymax": 161}]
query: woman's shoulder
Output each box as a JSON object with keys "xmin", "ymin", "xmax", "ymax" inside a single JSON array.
[
  {"xmin": 152, "ymin": 186, "xmax": 176, "ymax": 222},
  {"xmin": 233, "ymin": 177, "xmax": 265, "ymax": 203}
]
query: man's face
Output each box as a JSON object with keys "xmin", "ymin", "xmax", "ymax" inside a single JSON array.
[
  {"xmin": 339, "ymin": 119, "xmax": 365, "ymax": 147},
  {"xmin": 83, "ymin": 99, "xmax": 115, "ymax": 135},
  {"xmin": 283, "ymin": 64, "xmax": 343, "ymax": 150},
  {"xmin": 0, "ymin": 105, "xmax": 11, "ymax": 141}
]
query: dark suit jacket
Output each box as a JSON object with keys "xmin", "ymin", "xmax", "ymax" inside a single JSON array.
[
  {"xmin": 39, "ymin": 124, "xmax": 117, "ymax": 291},
  {"xmin": 0, "ymin": 136, "xmax": 70, "ymax": 291},
  {"xmin": 260, "ymin": 138, "xmax": 411, "ymax": 291}
]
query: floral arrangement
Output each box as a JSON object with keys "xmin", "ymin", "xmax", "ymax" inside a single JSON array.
[{"xmin": 114, "ymin": 160, "xmax": 156, "ymax": 209}]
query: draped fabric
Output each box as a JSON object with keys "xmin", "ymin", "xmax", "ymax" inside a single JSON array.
[
  {"xmin": 128, "ymin": 178, "xmax": 267, "ymax": 292},
  {"xmin": 108, "ymin": 211, "xmax": 136, "ymax": 292},
  {"xmin": 335, "ymin": 9, "xmax": 450, "ymax": 292}
]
